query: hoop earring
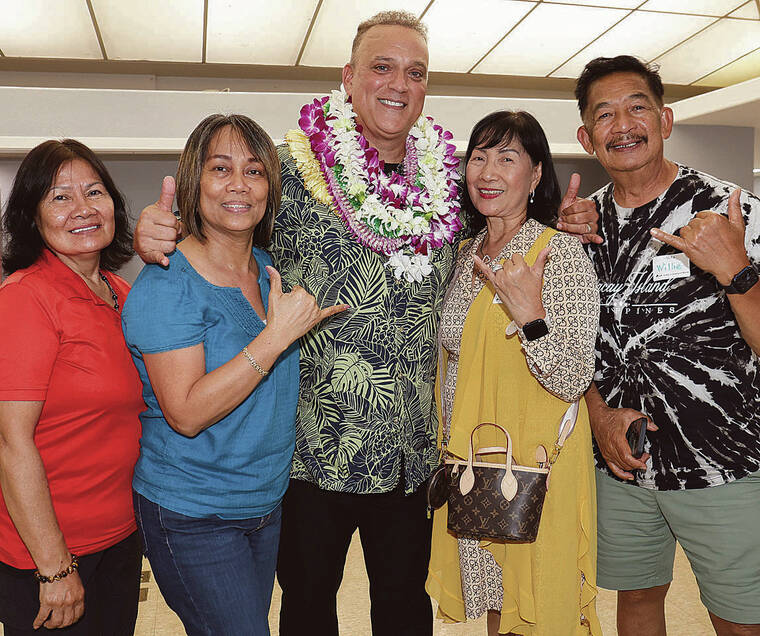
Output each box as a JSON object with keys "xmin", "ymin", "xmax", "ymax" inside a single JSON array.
[{"xmin": 529, "ymin": 190, "xmax": 535, "ymax": 204}]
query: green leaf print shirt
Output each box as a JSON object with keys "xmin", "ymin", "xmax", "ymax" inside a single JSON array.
[{"xmin": 269, "ymin": 143, "xmax": 460, "ymax": 494}]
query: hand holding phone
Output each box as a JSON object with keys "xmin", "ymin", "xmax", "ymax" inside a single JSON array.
[{"xmin": 625, "ymin": 417, "xmax": 648, "ymax": 459}]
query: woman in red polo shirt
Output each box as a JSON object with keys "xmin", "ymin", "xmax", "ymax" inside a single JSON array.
[{"xmin": 0, "ymin": 140, "xmax": 143, "ymax": 635}]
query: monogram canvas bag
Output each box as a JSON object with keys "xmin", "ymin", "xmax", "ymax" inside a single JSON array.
[{"xmin": 445, "ymin": 403, "xmax": 578, "ymax": 543}]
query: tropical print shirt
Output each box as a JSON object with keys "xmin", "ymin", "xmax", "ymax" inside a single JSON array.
[
  {"xmin": 269, "ymin": 143, "xmax": 460, "ymax": 494},
  {"xmin": 587, "ymin": 164, "xmax": 760, "ymax": 490}
]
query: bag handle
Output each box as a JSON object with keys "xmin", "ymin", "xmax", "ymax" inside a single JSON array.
[
  {"xmin": 459, "ymin": 423, "xmax": 518, "ymax": 502},
  {"xmin": 457, "ymin": 400, "xmax": 579, "ymax": 499}
]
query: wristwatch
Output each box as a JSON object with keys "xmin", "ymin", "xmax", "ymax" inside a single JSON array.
[
  {"xmin": 521, "ymin": 318, "xmax": 549, "ymax": 342},
  {"xmin": 720, "ymin": 265, "xmax": 758, "ymax": 294}
]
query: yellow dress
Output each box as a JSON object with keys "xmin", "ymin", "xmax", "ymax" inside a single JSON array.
[{"xmin": 426, "ymin": 226, "xmax": 601, "ymax": 636}]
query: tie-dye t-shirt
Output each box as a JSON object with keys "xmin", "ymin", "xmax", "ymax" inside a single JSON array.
[{"xmin": 588, "ymin": 164, "xmax": 760, "ymax": 490}]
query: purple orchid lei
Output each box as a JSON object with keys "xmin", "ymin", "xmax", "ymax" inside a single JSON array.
[{"xmin": 296, "ymin": 88, "xmax": 462, "ymax": 280}]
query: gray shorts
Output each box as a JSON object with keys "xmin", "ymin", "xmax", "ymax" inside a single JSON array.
[{"xmin": 596, "ymin": 469, "xmax": 760, "ymax": 624}]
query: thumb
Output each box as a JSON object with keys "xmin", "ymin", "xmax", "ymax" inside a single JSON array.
[
  {"xmin": 157, "ymin": 176, "xmax": 176, "ymax": 213},
  {"xmin": 727, "ymin": 188, "xmax": 745, "ymax": 230},
  {"xmin": 266, "ymin": 266, "xmax": 283, "ymax": 298},
  {"xmin": 560, "ymin": 172, "xmax": 581, "ymax": 211},
  {"xmin": 533, "ymin": 245, "xmax": 551, "ymax": 276},
  {"xmin": 265, "ymin": 266, "xmax": 283, "ymax": 318}
]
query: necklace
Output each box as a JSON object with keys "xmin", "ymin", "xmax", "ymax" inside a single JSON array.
[
  {"xmin": 99, "ymin": 272, "xmax": 119, "ymax": 311},
  {"xmin": 287, "ymin": 87, "xmax": 462, "ymax": 282},
  {"xmin": 477, "ymin": 243, "xmax": 493, "ymax": 266}
]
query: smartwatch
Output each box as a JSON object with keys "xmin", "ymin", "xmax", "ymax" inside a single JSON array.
[
  {"xmin": 720, "ymin": 265, "xmax": 758, "ymax": 295},
  {"xmin": 521, "ymin": 318, "xmax": 549, "ymax": 342}
]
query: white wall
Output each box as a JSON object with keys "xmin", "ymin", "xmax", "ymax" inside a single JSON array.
[
  {"xmin": 0, "ymin": 86, "xmax": 589, "ymax": 155},
  {"xmin": 668, "ymin": 124, "xmax": 755, "ymax": 191}
]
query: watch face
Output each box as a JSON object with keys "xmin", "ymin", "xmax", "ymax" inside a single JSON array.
[
  {"xmin": 523, "ymin": 318, "xmax": 549, "ymax": 341},
  {"xmin": 731, "ymin": 266, "xmax": 759, "ymax": 294}
]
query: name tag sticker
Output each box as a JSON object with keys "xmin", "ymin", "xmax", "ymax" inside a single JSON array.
[{"xmin": 652, "ymin": 253, "xmax": 690, "ymax": 281}]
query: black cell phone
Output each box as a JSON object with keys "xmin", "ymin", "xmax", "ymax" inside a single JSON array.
[{"xmin": 625, "ymin": 417, "xmax": 648, "ymax": 459}]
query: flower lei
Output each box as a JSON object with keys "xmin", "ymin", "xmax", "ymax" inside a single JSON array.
[{"xmin": 286, "ymin": 88, "xmax": 462, "ymax": 282}]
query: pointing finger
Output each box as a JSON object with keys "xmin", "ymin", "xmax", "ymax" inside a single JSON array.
[{"xmin": 650, "ymin": 227, "xmax": 687, "ymax": 252}]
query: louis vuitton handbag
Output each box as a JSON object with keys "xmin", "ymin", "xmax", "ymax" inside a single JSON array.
[{"xmin": 444, "ymin": 402, "xmax": 578, "ymax": 543}]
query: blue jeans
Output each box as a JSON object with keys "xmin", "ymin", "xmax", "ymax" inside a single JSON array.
[{"xmin": 133, "ymin": 492, "xmax": 281, "ymax": 636}]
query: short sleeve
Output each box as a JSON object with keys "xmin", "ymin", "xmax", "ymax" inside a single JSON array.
[
  {"xmin": 121, "ymin": 263, "xmax": 206, "ymax": 355},
  {"xmin": 742, "ymin": 191, "xmax": 760, "ymax": 266},
  {"xmin": 0, "ymin": 281, "xmax": 59, "ymax": 400}
]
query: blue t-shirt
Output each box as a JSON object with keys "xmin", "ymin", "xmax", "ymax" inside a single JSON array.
[{"xmin": 121, "ymin": 246, "xmax": 298, "ymax": 519}]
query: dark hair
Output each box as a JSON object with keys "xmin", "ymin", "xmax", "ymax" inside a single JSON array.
[
  {"xmin": 462, "ymin": 111, "xmax": 562, "ymax": 234},
  {"xmin": 176, "ymin": 114, "xmax": 280, "ymax": 248},
  {"xmin": 575, "ymin": 55, "xmax": 664, "ymax": 118},
  {"xmin": 2, "ymin": 139, "xmax": 132, "ymax": 274}
]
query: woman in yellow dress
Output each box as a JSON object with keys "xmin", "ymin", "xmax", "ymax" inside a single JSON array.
[{"xmin": 426, "ymin": 111, "xmax": 601, "ymax": 636}]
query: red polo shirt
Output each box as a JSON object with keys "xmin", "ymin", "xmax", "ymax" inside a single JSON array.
[{"xmin": 0, "ymin": 249, "xmax": 143, "ymax": 569}]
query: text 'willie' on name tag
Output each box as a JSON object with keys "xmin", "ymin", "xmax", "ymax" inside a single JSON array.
[{"xmin": 652, "ymin": 253, "xmax": 690, "ymax": 282}]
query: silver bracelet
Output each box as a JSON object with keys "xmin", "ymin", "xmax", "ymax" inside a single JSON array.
[{"xmin": 241, "ymin": 346, "xmax": 269, "ymax": 377}]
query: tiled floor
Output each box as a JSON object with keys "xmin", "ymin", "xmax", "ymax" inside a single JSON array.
[
  {"xmin": 133, "ymin": 535, "xmax": 714, "ymax": 635},
  {"xmin": 1, "ymin": 535, "xmax": 713, "ymax": 635}
]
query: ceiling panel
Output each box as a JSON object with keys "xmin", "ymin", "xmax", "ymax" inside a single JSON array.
[
  {"xmin": 92, "ymin": 0, "xmax": 204, "ymax": 62},
  {"xmin": 729, "ymin": 1, "xmax": 760, "ymax": 17},
  {"xmin": 655, "ymin": 17, "xmax": 760, "ymax": 83},
  {"xmin": 0, "ymin": 1, "xmax": 756, "ymax": 94},
  {"xmin": 552, "ymin": 12, "xmax": 715, "ymax": 78},
  {"xmin": 549, "ymin": 0, "xmax": 642, "ymax": 6},
  {"xmin": 299, "ymin": 0, "xmax": 429, "ymax": 68},
  {"xmin": 0, "ymin": 0, "xmax": 101, "ymax": 58},
  {"xmin": 693, "ymin": 47, "xmax": 760, "ymax": 85},
  {"xmin": 474, "ymin": 3, "xmax": 627, "ymax": 76},
  {"xmin": 640, "ymin": 0, "xmax": 745, "ymax": 16},
  {"xmin": 206, "ymin": 0, "xmax": 318, "ymax": 65},
  {"xmin": 424, "ymin": 0, "xmax": 536, "ymax": 72}
]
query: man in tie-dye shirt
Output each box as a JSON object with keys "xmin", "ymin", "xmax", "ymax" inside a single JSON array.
[{"xmin": 575, "ymin": 56, "xmax": 760, "ymax": 636}]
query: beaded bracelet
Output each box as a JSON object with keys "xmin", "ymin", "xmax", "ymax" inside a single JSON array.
[
  {"xmin": 242, "ymin": 346, "xmax": 269, "ymax": 377},
  {"xmin": 34, "ymin": 554, "xmax": 79, "ymax": 583}
]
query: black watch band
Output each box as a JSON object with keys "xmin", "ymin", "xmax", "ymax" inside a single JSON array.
[
  {"xmin": 521, "ymin": 318, "xmax": 549, "ymax": 342},
  {"xmin": 721, "ymin": 265, "xmax": 758, "ymax": 294}
]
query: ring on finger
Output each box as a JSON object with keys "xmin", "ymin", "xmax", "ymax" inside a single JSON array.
[
  {"xmin": 492, "ymin": 264, "xmax": 503, "ymax": 272},
  {"xmin": 585, "ymin": 223, "xmax": 592, "ymax": 233}
]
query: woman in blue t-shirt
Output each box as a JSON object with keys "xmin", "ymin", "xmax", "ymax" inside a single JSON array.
[{"xmin": 122, "ymin": 114, "xmax": 347, "ymax": 636}]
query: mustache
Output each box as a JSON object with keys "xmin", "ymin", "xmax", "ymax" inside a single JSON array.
[{"xmin": 606, "ymin": 135, "xmax": 647, "ymax": 151}]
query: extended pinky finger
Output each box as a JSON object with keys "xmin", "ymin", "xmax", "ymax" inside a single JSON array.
[{"xmin": 320, "ymin": 304, "xmax": 350, "ymax": 319}]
